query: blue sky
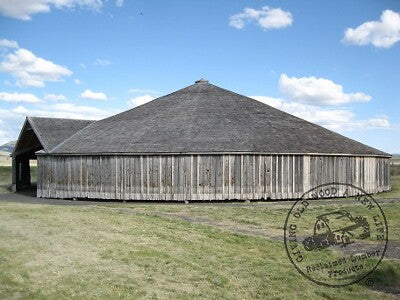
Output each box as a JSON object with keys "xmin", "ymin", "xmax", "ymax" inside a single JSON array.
[{"xmin": 0, "ymin": 0, "xmax": 399, "ymax": 153}]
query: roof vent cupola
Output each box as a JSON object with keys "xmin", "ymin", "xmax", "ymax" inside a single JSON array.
[{"xmin": 195, "ymin": 78, "xmax": 209, "ymax": 84}]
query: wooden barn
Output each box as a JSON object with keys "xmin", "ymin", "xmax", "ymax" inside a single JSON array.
[
  {"xmin": 11, "ymin": 117, "xmax": 93, "ymax": 191},
  {"xmin": 13, "ymin": 79, "xmax": 391, "ymax": 200}
]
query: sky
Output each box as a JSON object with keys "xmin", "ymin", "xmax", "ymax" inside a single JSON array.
[{"xmin": 0, "ymin": 0, "xmax": 399, "ymax": 153}]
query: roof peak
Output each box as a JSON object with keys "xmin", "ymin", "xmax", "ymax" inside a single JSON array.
[{"xmin": 195, "ymin": 78, "xmax": 209, "ymax": 84}]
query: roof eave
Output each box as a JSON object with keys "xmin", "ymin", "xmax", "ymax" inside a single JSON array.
[{"xmin": 39, "ymin": 151, "xmax": 392, "ymax": 158}]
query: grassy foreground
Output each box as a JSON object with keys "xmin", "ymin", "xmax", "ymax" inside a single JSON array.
[
  {"xmin": 0, "ymin": 164, "xmax": 399, "ymax": 299},
  {"xmin": 0, "ymin": 201, "xmax": 399, "ymax": 299}
]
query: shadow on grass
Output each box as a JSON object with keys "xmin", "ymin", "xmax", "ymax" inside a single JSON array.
[
  {"xmin": 361, "ymin": 261, "xmax": 400, "ymax": 296},
  {"xmin": 0, "ymin": 183, "xmax": 11, "ymax": 193}
]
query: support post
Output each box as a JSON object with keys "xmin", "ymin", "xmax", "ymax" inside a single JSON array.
[{"xmin": 11, "ymin": 155, "xmax": 17, "ymax": 192}]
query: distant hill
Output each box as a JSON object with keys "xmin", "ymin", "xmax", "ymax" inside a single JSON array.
[{"xmin": 0, "ymin": 140, "xmax": 16, "ymax": 153}]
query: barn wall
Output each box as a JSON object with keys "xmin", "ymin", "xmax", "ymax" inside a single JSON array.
[{"xmin": 37, "ymin": 154, "xmax": 391, "ymax": 200}]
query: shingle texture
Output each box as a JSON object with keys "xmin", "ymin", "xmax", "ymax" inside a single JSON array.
[
  {"xmin": 28, "ymin": 117, "xmax": 93, "ymax": 152},
  {"xmin": 50, "ymin": 82, "xmax": 388, "ymax": 156}
]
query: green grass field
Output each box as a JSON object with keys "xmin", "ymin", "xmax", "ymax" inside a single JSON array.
[
  {"xmin": 0, "ymin": 162, "xmax": 399, "ymax": 299},
  {"xmin": 1, "ymin": 201, "xmax": 400, "ymax": 299}
]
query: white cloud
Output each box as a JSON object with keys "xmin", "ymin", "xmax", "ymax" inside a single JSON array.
[
  {"xmin": 0, "ymin": 0, "xmax": 103, "ymax": 21},
  {"xmin": 343, "ymin": 10, "xmax": 400, "ymax": 48},
  {"xmin": 128, "ymin": 88, "xmax": 159, "ymax": 94},
  {"xmin": 229, "ymin": 6, "xmax": 292, "ymax": 30},
  {"xmin": 74, "ymin": 78, "xmax": 81, "ymax": 85},
  {"xmin": 0, "ymin": 39, "xmax": 19, "ymax": 49},
  {"xmin": 115, "ymin": 0, "xmax": 123, "ymax": 7},
  {"xmin": 250, "ymin": 96, "xmax": 389, "ymax": 131},
  {"xmin": 0, "ymin": 92, "xmax": 40, "ymax": 103},
  {"xmin": 0, "ymin": 48, "xmax": 72, "ymax": 87},
  {"xmin": 80, "ymin": 89, "xmax": 107, "ymax": 100},
  {"xmin": 10, "ymin": 103, "xmax": 112, "ymax": 120},
  {"xmin": 43, "ymin": 93, "xmax": 66, "ymax": 101},
  {"xmin": 366, "ymin": 117, "xmax": 390, "ymax": 128},
  {"xmin": 0, "ymin": 102, "xmax": 120, "ymax": 144},
  {"xmin": 279, "ymin": 74, "xmax": 371, "ymax": 106},
  {"xmin": 127, "ymin": 95, "xmax": 155, "ymax": 107},
  {"xmin": 95, "ymin": 58, "xmax": 110, "ymax": 66}
]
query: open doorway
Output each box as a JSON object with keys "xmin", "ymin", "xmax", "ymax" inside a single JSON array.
[
  {"xmin": 12, "ymin": 120, "xmax": 42, "ymax": 193},
  {"xmin": 12, "ymin": 154, "xmax": 39, "ymax": 193}
]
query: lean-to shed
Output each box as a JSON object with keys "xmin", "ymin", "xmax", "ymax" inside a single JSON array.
[
  {"xmin": 21, "ymin": 80, "xmax": 392, "ymax": 200},
  {"xmin": 11, "ymin": 117, "xmax": 93, "ymax": 191}
]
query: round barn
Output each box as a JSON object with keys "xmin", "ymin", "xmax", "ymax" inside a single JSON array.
[{"xmin": 21, "ymin": 79, "xmax": 390, "ymax": 201}]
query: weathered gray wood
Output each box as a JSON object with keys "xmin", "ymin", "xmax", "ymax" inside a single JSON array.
[
  {"xmin": 277, "ymin": 155, "xmax": 282, "ymax": 199},
  {"xmin": 222, "ymin": 155, "xmax": 228, "ymax": 199},
  {"xmin": 288, "ymin": 155, "xmax": 293, "ymax": 199},
  {"xmin": 282, "ymin": 155, "xmax": 288, "ymax": 199},
  {"xmin": 215, "ymin": 156, "xmax": 223, "ymax": 199},
  {"xmin": 233, "ymin": 155, "xmax": 240, "ymax": 199},
  {"xmin": 180, "ymin": 156, "xmax": 186, "ymax": 200},
  {"xmin": 165, "ymin": 156, "xmax": 172, "ymax": 199},
  {"xmin": 271, "ymin": 156, "xmax": 276, "ymax": 197},
  {"xmin": 228, "ymin": 155, "xmax": 234, "ymax": 199},
  {"xmin": 265, "ymin": 155, "xmax": 271, "ymax": 199},
  {"xmin": 37, "ymin": 154, "xmax": 391, "ymax": 201}
]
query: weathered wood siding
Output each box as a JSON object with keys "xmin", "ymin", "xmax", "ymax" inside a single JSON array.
[{"xmin": 37, "ymin": 154, "xmax": 391, "ymax": 201}]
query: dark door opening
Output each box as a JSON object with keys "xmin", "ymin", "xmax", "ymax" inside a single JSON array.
[
  {"xmin": 12, "ymin": 154, "xmax": 38, "ymax": 193},
  {"xmin": 12, "ymin": 119, "xmax": 43, "ymax": 193}
]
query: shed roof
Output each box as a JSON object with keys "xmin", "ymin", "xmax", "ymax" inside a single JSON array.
[
  {"xmin": 26, "ymin": 117, "xmax": 93, "ymax": 152},
  {"xmin": 50, "ymin": 81, "xmax": 389, "ymax": 157}
]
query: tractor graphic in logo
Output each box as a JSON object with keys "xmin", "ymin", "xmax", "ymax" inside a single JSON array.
[{"xmin": 302, "ymin": 210, "xmax": 370, "ymax": 251}]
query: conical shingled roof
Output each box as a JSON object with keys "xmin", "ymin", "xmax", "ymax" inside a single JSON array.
[{"xmin": 50, "ymin": 81, "xmax": 389, "ymax": 156}]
